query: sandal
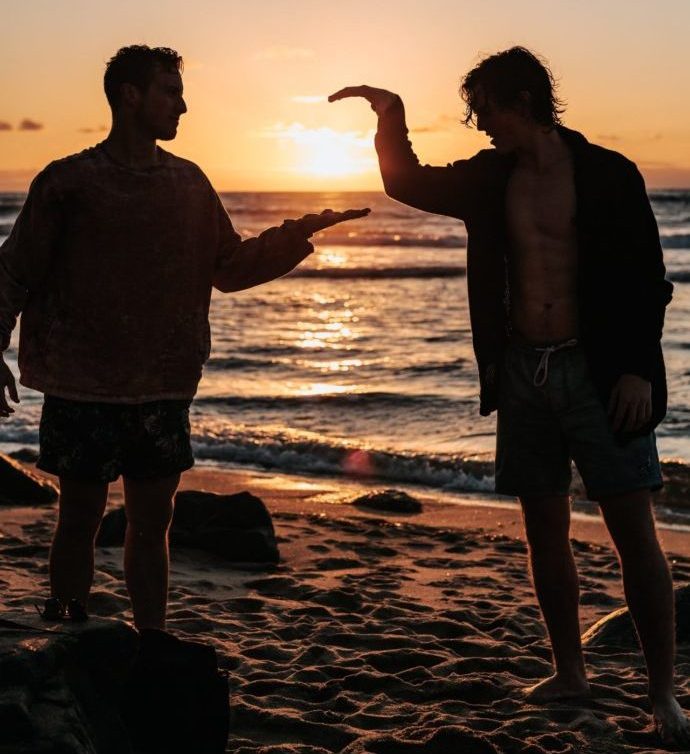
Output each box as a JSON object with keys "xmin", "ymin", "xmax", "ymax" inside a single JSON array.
[
  {"xmin": 35, "ymin": 597, "xmax": 65, "ymax": 621},
  {"xmin": 66, "ymin": 598, "xmax": 89, "ymax": 622}
]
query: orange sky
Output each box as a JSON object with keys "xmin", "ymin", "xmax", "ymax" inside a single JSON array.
[{"xmin": 1, "ymin": 0, "xmax": 689, "ymax": 190}]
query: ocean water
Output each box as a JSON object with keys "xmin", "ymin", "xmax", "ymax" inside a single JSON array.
[{"xmin": 1, "ymin": 189, "xmax": 690, "ymax": 500}]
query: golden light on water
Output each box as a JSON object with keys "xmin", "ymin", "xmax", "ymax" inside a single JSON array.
[
  {"xmin": 295, "ymin": 300, "xmax": 357, "ymax": 351},
  {"xmin": 297, "ymin": 357, "xmax": 363, "ymax": 373},
  {"xmin": 313, "ymin": 250, "xmax": 348, "ymax": 269},
  {"xmin": 289, "ymin": 293, "xmax": 363, "ymax": 391},
  {"xmin": 295, "ymin": 382, "xmax": 351, "ymax": 396}
]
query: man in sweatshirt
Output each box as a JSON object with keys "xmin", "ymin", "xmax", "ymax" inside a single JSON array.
[{"xmin": 0, "ymin": 44, "xmax": 367, "ymax": 632}]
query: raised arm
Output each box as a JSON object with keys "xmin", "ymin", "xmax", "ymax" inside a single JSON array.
[
  {"xmin": 213, "ymin": 200, "xmax": 369, "ymax": 293},
  {"xmin": 329, "ymin": 86, "xmax": 480, "ymax": 219}
]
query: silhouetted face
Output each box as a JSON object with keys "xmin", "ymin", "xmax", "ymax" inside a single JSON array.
[
  {"xmin": 471, "ymin": 87, "xmax": 530, "ymax": 154},
  {"xmin": 133, "ymin": 66, "xmax": 187, "ymax": 141}
]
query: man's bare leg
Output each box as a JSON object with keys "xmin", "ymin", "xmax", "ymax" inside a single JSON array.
[
  {"xmin": 599, "ymin": 489, "xmax": 690, "ymax": 745},
  {"xmin": 49, "ymin": 478, "xmax": 109, "ymax": 605},
  {"xmin": 520, "ymin": 494, "xmax": 591, "ymax": 702},
  {"xmin": 123, "ymin": 473, "xmax": 180, "ymax": 630}
]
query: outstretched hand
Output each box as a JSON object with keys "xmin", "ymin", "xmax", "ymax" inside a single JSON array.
[
  {"xmin": 0, "ymin": 358, "xmax": 19, "ymax": 419},
  {"xmin": 294, "ymin": 208, "xmax": 370, "ymax": 237},
  {"xmin": 328, "ymin": 86, "xmax": 399, "ymax": 115}
]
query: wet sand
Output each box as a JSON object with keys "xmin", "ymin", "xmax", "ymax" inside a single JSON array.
[{"xmin": 2, "ymin": 464, "xmax": 690, "ymax": 753}]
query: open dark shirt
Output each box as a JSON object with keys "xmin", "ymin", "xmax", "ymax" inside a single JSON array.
[{"xmin": 375, "ymin": 98, "xmax": 673, "ymax": 438}]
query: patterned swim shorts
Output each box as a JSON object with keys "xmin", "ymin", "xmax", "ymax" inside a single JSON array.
[{"xmin": 37, "ymin": 395, "xmax": 195, "ymax": 483}]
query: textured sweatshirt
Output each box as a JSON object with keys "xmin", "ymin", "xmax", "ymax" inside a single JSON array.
[{"xmin": 0, "ymin": 144, "xmax": 312, "ymax": 402}]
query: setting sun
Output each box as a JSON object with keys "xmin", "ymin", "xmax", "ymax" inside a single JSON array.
[{"xmin": 261, "ymin": 123, "xmax": 376, "ymax": 177}]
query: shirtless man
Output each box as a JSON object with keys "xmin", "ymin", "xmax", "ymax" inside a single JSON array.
[
  {"xmin": 0, "ymin": 45, "xmax": 367, "ymax": 632},
  {"xmin": 329, "ymin": 46, "xmax": 689, "ymax": 744}
]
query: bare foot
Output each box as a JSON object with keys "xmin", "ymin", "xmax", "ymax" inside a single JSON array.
[
  {"xmin": 523, "ymin": 673, "xmax": 591, "ymax": 704},
  {"xmin": 652, "ymin": 696, "xmax": 690, "ymax": 747}
]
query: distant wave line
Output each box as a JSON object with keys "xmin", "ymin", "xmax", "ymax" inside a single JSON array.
[
  {"xmin": 196, "ymin": 391, "xmax": 470, "ymax": 410},
  {"xmin": 661, "ymin": 234, "xmax": 690, "ymax": 249},
  {"xmin": 289, "ymin": 265, "xmax": 466, "ymax": 279}
]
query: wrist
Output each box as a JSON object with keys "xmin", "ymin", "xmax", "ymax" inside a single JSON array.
[{"xmin": 283, "ymin": 218, "xmax": 311, "ymax": 238}]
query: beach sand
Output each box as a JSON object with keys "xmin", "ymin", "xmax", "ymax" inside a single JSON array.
[{"xmin": 2, "ymin": 463, "xmax": 690, "ymax": 753}]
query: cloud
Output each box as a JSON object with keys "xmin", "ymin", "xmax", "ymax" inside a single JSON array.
[
  {"xmin": 0, "ymin": 121, "xmax": 12, "ymax": 131},
  {"xmin": 254, "ymin": 46, "xmax": 315, "ymax": 62},
  {"xmin": 598, "ymin": 132, "xmax": 663, "ymax": 144},
  {"xmin": 78, "ymin": 125, "xmax": 108, "ymax": 134},
  {"xmin": 18, "ymin": 119, "xmax": 43, "ymax": 131},
  {"xmin": 291, "ymin": 95, "xmax": 327, "ymax": 104},
  {"xmin": 410, "ymin": 114, "xmax": 459, "ymax": 134}
]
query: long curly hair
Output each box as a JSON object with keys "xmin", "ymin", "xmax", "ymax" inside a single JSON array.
[{"xmin": 460, "ymin": 47, "xmax": 565, "ymax": 127}]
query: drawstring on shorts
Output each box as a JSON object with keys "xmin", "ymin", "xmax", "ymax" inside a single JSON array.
[{"xmin": 532, "ymin": 339, "xmax": 579, "ymax": 387}]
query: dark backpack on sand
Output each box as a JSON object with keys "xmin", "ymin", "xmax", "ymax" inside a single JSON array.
[{"xmin": 120, "ymin": 629, "xmax": 230, "ymax": 754}]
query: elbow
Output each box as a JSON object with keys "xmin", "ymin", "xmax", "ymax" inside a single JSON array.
[{"xmin": 381, "ymin": 173, "xmax": 406, "ymax": 202}]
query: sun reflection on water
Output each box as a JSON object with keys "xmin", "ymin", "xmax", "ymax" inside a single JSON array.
[
  {"xmin": 295, "ymin": 382, "xmax": 352, "ymax": 396},
  {"xmin": 297, "ymin": 357, "xmax": 364, "ymax": 373},
  {"xmin": 289, "ymin": 293, "xmax": 364, "ymax": 392},
  {"xmin": 312, "ymin": 248, "xmax": 348, "ymax": 269}
]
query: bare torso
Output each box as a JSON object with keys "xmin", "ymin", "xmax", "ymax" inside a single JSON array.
[{"xmin": 506, "ymin": 143, "xmax": 579, "ymax": 344}]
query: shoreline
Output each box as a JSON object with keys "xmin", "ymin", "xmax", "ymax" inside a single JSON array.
[
  {"xmin": 3, "ymin": 460, "xmax": 690, "ymax": 751},
  {"xmin": 10, "ymin": 458, "xmax": 690, "ymax": 554}
]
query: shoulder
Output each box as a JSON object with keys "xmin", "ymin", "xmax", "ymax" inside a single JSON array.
[
  {"xmin": 561, "ymin": 126, "xmax": 640, "ymax": 180},
  {"xmin": 450, "ymin": 148, "xmax": 505, "ymax": 171},
  {"xmin": 157, "ymin": 149, "xmax": 213, "ymax": 185},
  {"xmin": 31, "ymin": 146, "xmax": 102, "ymax": 193},
  {"xmin": 448, "ymin": 149, "xmax": 512, "ymax": 196}
]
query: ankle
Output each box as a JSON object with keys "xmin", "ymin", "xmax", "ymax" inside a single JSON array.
[
  {"xmin": 649, "ymin": 688, "xmax": 676, "ymax": 706},
  {"xmin": 554, "ymin": 666, "xmax": 588, "ymax": 684}
]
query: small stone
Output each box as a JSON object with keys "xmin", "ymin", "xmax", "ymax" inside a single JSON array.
[
  {"xmin": 582, "ymin": 584, "xmax": 690, "ymax": 646},
  {"xmin": 97, "ymin": 490, "xmax": 280, "ymax": 564},
  {"xmin": 0, "ymin": 687, "xmax": 32, "ymax": 740},
  {"xmin": 0, "ymin": 453, "xmax": 58, "ymax": 506},
  {"xmin": 352, "ymin": 489, "xmax": 423, "ymax": 513}
]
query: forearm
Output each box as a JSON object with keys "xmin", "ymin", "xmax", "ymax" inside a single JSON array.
[
  {"xmin": 617, "ymin": 285, "xmax": 672, "ymax": 380},
  {"xmin": 0, "ymin": 167, "xmax": 62, "ymax": 347},
  {"xmin": 615, "ymin": 165, "xmax": 673, "ymax": 380},
  {"xmin": 0, "ymin": 251, "xmax": 28, "ymax": 351},
  {"xmin": 374, "ymin": 97, "xmax": 475, "ymax": 218},
  {"xmin": 213, "ymin": 222, "xmax": 313, "ymax": 292}
]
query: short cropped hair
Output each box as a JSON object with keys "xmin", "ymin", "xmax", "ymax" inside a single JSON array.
[
  {"xmin": 104, "ymin": 45, "xmax": 183, "ymax": 110},
  {"xmin": 460, "ymin": 46, "xmax": 565, "ymax": 127}
]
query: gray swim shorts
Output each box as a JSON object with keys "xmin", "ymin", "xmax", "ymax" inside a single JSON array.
[{"xmin": 495, "ymin": 338, "xmax": 663, "ymax": 500}]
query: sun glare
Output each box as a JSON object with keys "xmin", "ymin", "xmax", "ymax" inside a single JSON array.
[{"xmin": 261, "ymin": 123, "xmax": 376, "ymax": 177}]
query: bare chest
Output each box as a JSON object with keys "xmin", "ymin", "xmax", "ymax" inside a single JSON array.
[{"xmin": 506, "ymin": 163, "xmax": 577, "ymax": 250}]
